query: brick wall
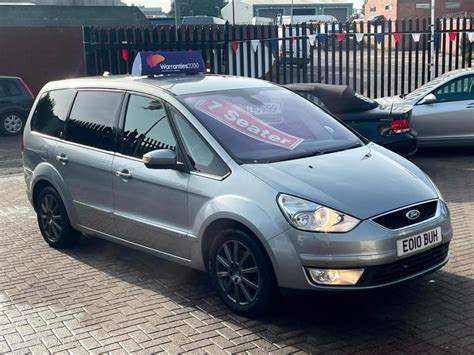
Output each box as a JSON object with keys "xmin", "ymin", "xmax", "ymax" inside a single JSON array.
[
  {"xmin": 364, "ymin": 0, "xmax": 398, "ymax": 20},
  {"xmin": 364, "ymin": 0, "xmax": 474, "ymax": 20},
  {"xmin": 0, "ymin": 27, "xmax": 86, "ymax": 95}
]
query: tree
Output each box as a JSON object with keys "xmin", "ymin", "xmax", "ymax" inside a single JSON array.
[{"xmin": 168, "ymin": 0, "xmax": 225, "ymax": 18}]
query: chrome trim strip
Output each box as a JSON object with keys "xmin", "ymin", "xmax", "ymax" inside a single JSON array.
[
  {"xmin": 190, "ymin": 170, "xmax": 230, "ymax": 181},
  {"xmin": 113, "ymin": 152, "xmax": 143, "ymax": 163},
  {"xmin": 32, "ymin": 130, "xmax": 231, "ymax": 180},
  {"xmin": 73, "ymin": 200, "xmax": 112, "ymax": 214},
  {"xmin": 78, "ymin": 225, "xmax": 192, "ymax": 263},
  {"xmin": 31, "ymin": 131, "xmax": 116, "ymax": 157},
  {"xmin": 113, "ymin": 211, "xmax": 197, "ymax": 240}
]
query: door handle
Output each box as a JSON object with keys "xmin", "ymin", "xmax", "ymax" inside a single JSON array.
[
  {"xmin": 115, "ymin": 169, "xmax": 132, "ymax": 179},
  {"xmin": 466, "ymin": 103, "xmax": 474, "ymax": 109},
  {"xmin": 55, "ymin": 154, "xmax": 68, "ymax": 164}
]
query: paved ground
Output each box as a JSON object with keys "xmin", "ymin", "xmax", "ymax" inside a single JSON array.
[
  {"xmin": 0, "ymin": 146, "xmax": 473, "ymax": 353},
  {"xmin": 0, "ymin": 136, "xmax": 22, "ymax": 175}
]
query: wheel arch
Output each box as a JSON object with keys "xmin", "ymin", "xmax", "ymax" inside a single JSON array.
[
  {"xmin": 30, "ymin": 164, "xmax": 77, "ymax": 227},
  {"xmin": 200, "ymin": 218, "xmax": 277, "ymax": 275}
]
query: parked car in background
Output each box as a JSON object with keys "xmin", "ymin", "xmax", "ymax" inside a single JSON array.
[
  {"xmin": 286, "ymin": 83, "xmax": 417, "ymax": 157},
  {"xmin": 181, "ymin": 16, "xmax": 225, "ymax": 25},
  {"xmin": 0, "ymin": 76, "xmax": 34, "ymax": 136},
  {"xmin": 377, "ymin": 68, "xmax": 474, "ymax": 147}
]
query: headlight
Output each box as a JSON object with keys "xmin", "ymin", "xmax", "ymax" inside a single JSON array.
[{"xmin": 277, "ymin": 194, "xmax": 360, "ymax": 233}]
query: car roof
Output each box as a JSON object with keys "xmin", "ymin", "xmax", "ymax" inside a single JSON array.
[
  {"xmin": 0, "ymin": 76, "xmax": 21, "ymax": 80},
  {"xmin": 41, "ymin": 74, "xmax": 276, "ymax": 96}
]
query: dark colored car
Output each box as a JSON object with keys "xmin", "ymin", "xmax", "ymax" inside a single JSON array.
[
  {"xmin": 285, "ymin": 83, "xmax": 418, "ymax": 157},
  {"xmin": 0, "ymin": 76, "xmax": 34, "ymax": 136}
]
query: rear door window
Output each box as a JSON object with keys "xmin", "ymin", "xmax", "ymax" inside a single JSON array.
[
  {"xmin": 64, "ymin": 91, "xmax": 123, "ymax": 151},
  {"xmin": 30, "ymin": 89, "xmax": 75, "ymax": 138},
  {"xmin": 121, "ymin": 94, "xmax": 176, "ymax": 158}
]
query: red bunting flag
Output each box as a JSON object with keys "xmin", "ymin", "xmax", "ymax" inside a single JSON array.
[
  {"xmin": 231, "ymin": 40, "xmax": 240, "ymax": 53},
  {"xmin": 393, "ymin": 34, "xmax": 401, "ymax": 43},
  {"xmin": 121, "ymin": 48, "xmax": 129, "ymax": 61},
  {"xmin": 336, "ymin": 33, "xmax": 345, "ymax": 42},
  {"xmin": 291, "ymin": 36, "xmax": 297, "ymax": 44},
  {"xmin": 448, "ymin": 32, "xmax": 457, "ymax": 42}
]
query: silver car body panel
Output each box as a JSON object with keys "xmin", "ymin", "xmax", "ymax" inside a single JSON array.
[
  {"xmin": 377, "ymin": 68, "xmax": 474, "ymax": 147},
  {"xmin": 23, "ymin": 74, "xmax": 452, "ymax": 291}
]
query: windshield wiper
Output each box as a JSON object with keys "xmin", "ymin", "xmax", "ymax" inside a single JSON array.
[
  {"xmin": 319, "ymin": 142, "xmax": 363, "ymax": 155},
  {"xmin": 266, "ymin": 150, "xmax": 323, "ymax": 163}
]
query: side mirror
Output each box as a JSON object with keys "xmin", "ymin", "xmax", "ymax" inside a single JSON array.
[
  {"xmin": 419, "ymin": 93, "xmax": 437, "ymax": 105},
  {"xmin": 143, "ymin": 149, "xmax": 177, "ymax": 169}
]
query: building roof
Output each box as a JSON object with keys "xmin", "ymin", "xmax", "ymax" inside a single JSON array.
[
  {"xmin": 250, "ymin": 0, "xmax": 352, "ymax": 5},
  {"xmin": 0, "ymin": 5, "xmax": 149, "ymax": 27}
]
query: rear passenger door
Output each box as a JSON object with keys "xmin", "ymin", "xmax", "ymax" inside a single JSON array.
[
  {"xmin": 112, "ymin": 94, "xmax": 191, "ymax": 259},
  {"xmin": 56, "ymin": 90, "xmax": 124, "ymax": 234}
]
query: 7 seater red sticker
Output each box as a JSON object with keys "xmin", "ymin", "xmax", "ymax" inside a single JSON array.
[{"xmin": 194, "ymin": 98, "xmax": 304, "ymax": 150}]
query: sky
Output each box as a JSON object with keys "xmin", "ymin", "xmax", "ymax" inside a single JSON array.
[{"xmin": 122, "ymin": 0, "xmax": 365, "ymax": 13}]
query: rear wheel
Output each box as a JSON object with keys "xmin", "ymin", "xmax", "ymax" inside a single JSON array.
[
  {"xmin": 209, "ymin": 228, "xmax": 276, "ymax": 316},
  {"xmin": 36, "ymin": 187, "xmax": 81, "ymax": 248},
  {"xmin": 0, "ymin": 112, "xmax": 25, "ymax": 136}
]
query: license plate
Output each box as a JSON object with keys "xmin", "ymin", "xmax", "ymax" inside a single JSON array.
[{"xmin": 397, "ymin": 227, "xmax": 442, "ymax": 257}]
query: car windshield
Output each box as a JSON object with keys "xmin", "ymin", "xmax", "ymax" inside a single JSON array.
[{"xmin": 180, "ymin": 87, "xmax": 363, "ymax": 164}]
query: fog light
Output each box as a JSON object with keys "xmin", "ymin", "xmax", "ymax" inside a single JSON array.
[{"xmin": 308, "ymin": 268, "xmax": 364, "ymax": 285}]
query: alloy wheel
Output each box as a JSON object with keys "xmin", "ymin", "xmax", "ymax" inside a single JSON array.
[
  {"xmin": 3, "ymin": 114, "xmax": 23, "ymax": 134},
  {"xmin": 215, "ymin": 240, "xmax": 260, "ymax": 306},
  {"xmin": 39, "ymin": 194, "xmax": 63, "ymax": 243}
]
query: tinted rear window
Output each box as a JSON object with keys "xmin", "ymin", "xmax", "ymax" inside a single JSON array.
[
  {"xmin": 64, "ymin": 91, "xmax": 123, "ymax": 151},
  {"xmin": 0, "ymin": 79, "xmax": 21, "ymax": 98},
  {"xmin": 30, "ymin": 89, "xmax": 75, "ymax": 138}
]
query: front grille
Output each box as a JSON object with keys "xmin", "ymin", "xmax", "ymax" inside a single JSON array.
[
  {"xmin": 358, "ymin": 243, "xmax": 449, "ymax": 287},
  {"xmin": 372, "ymin": 200, "xmax": 438, "ymax": 229}
]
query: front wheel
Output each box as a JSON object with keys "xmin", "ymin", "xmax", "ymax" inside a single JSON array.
[{"xmin": 209, "ymin": 229, "xmax": 276, "ymax": 316}]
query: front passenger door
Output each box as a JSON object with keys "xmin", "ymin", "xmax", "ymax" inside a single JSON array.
[{"xmin": 112, "ymin": 94, "xmax": 191, "ymax": 259}]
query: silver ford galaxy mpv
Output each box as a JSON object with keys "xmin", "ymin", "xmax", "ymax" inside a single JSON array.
[{"xmin": 23, "ymin": 58, "xmax": 452, "ymax": 315}]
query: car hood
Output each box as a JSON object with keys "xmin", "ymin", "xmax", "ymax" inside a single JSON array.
[{"xmin": 242, "ymin": 144, "xmax": 437, "ymax": 220}]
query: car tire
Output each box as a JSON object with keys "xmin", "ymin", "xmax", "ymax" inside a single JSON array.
[
  {"xmin": 36, "ymin": 187, "xmax": 81, "ymax": 248},
  {"xmin": 0, "ymin": 112, "xmax": 26, "ymax": 136},
  {"xmin": 208, "ymin": 228, "xmax": 276, "ymax": 316}
]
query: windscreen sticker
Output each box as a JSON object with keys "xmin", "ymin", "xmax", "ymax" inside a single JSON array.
[
  {"xmin": 245, "ymin": 102, "xmax": 283, "ymax": 124},
  {"xmin": 194, "ymin": 98, "xmax": 304, "ymax": 150}
]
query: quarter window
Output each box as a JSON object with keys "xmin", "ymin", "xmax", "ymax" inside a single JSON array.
[
  {"xmin": 121, "ymin": 94, "xmax": 176, "ymax": 158},
  {"xmin": 433, "ymin": 76, "xmax": 474, "ymax": 103},
  {"xmin": 169, "ymin": 105, "xmax": 230, "ymax": 177},
  {"xmin": 64, "ymin": 91, "xmax": 123, "ymax": 151},
  {"xmin": 30, "ymin": 90, "xmax": 75, "ymax": 138}
]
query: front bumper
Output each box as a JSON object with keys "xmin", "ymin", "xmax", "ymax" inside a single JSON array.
[{"xmin": 265, "ymin": 200, "xmax": 452, "ymax": 290}]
